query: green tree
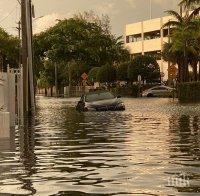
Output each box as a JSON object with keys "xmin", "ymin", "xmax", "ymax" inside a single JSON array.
[
  {"xmin": 88, "ymin": 67, "xmax": 100, "ymax": 83},
  {"xmin": 0, "ymin": 28, "xmax": 19, "ymax": 70},
  {"xmin": 97, "ymin": 64, "xmax": 116, "ymax": 83},
  {"xmin": 116, "ymin": 62, "xmax": 129, "ymax": 81},
  {"xmin": 180, "ymin": 0, "xmax": 200, "ymax": 8},
  {"xmin": 191, "ymin": 18, "xmax": 200, "ymax": 81},
  {"xmin": 33, "ymin": 14, "xmax": 130, "ymax": 87},
  {"xmin": 162, "ymin": 9, "xmax": 200, "ymax": 82},
  {"xmin": 128, "ymin": 55, "xmax": 160, "ymax": 83}
]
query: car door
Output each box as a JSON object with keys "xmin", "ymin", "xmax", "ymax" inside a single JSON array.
[{"xmin": 151, "ymin": 87, "xmax": 168, "ymax": 97}]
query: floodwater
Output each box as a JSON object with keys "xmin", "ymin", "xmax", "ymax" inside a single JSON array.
[{"xmin": 0, "ymin": 97, "xmax": 200, "ymax": 195}]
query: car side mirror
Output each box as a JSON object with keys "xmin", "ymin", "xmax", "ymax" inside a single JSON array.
[{"xmin": 117, "ymin": 95, "xmax": 121, "ymax": 98}]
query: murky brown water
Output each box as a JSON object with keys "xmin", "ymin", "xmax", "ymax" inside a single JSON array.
[{"xmin": 0, "ymin": 97, "xmax": 200, "ymax": 195}]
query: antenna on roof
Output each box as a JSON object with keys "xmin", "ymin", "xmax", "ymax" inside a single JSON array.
[{"xmin": 150, "ymin": 0, "xmax": 152, "ymax": 19}]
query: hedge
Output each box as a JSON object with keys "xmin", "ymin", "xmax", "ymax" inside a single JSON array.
[{"xmin": 178, "ymin": 82, "xmax": 200, "ymax": 103}]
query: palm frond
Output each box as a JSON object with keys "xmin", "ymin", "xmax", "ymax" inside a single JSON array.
[
  {"xmin": 179, "ymin": 0, "xmax": 200, "ymax": 8},
  {"xmin": 187, "ymin": 7, "xmax": 200, "ymax": 21},
  {"xmin": 162, "ymin": 21, "xmax": 180, "ymax": 29},
  {"xmin": 165, "ymin": 10, "xmax": 183, "ymax": 22}
]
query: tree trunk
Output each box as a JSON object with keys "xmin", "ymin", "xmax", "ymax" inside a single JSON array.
[
  {"xmin": 51, "ymin": 87, "xmax": 53, "ymax": 97},
  {"xmin": 178, "ymin": 63, "xmax": 184, "ymax": 83},
  {"xmin": 183, "ymin": 41, "xmax": 189, "ymax": 82},
  {"xmin": 185, "ymin": 65, "xmax": 189, "ymax": 82},
  {"xmin": 178, "ymin": 64, "xmax": 182, "ymax": 83},
  {"xmin": 192, "ymin": 62, "xmax": 198, "ymax": 82},
  {"xmin": 199, "ymin": 61, "xmax": 200, "ymax": 81}
]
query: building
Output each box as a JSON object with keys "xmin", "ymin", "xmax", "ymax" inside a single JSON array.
[{"xmin": 125, "ymin": 15, "xmax": 177, "ymax": 81}]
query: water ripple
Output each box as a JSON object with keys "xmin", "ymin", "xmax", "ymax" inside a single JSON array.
[{"xmin": 0, "ymin": 97, "xmax": 200, "ymax": 195}]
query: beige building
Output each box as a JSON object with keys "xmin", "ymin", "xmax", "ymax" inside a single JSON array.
[{"xmin": 125, "ymin": 15, "xmax": 175, "ymax": 81}]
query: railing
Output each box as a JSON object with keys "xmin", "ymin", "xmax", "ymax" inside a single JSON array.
[{"xmin": 37, "ymin": 86, "xmax": 94, "ymax": 98}]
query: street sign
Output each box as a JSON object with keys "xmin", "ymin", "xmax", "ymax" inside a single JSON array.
[{"xmin": 81, "ymin": 73, "xmax": 88, "ymax": 80}]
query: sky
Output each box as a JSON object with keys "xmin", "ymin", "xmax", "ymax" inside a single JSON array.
[{"xmin": 0, "ymin": 0, "xmax": 179, "ymax": 36}]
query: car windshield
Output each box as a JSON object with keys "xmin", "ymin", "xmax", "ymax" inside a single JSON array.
[{"xmin": 85, "ymin": 91, "xmax": 115, "ymax": 102}]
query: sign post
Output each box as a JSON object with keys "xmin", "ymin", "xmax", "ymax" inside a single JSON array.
[{"xmin": 138, "ymin": 75, "xmax": 142, "ymax": 97}]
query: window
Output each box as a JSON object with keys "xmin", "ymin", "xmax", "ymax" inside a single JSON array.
[
  {"xmin": 144, "ymin": 30, "xmax": 160, "ymax": 40},
  {"xmin": 126, "ymin": 36, "xmax": 130, "ymax": 43},
  {"xmin": 126, "ymin": 34, "xmax": 142, "ymax": 43},
  {"xmin": 130, "ymin": 34, "xmax": 142, "ymax": 42},
  {"xmin": 163, "ymin": 29, "xmax": 169, "ymax": 37},
  {"xmin": 163, "ymin": 28, "xmax": 174, "ymax": 37}
]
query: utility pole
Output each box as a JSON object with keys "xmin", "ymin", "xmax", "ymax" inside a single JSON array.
[
  {"xmin": 16, "ymin": 21, "xmax": 21, "ymax": 68},
  {"xmin": 21, "ymin": 0, "xmax": 35, "ymax": 117},
  {"xmin": 168, "ymin": 20, "xmax": 171, "ymax": 83},
  {"xmin": 0, "ymin": 51, "xmax": 3, "ymax": 72},
  {"xmin": 17, "ymin": 21, "xmax": 21, "ymax": 40}
]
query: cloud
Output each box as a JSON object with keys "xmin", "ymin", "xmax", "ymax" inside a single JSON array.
[
  {"xmin": 95, "ymin": 2, "xmax": 117, "ymax": 16},
  {"xmin": 124, "ymin": 0, "xmax": 136, "ymax": 8},
  {"xmin": 153, "ymin": 0, "xmax": 175, "ymax": 7},
  {"xmin": 33, "ymin": 12, "xmax": 72, "ymax": 34},
  {"xmin": 154, "ymin": 0, "xmax": 163, "ymax": 4}
]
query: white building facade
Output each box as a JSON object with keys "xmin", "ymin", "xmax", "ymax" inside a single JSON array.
[{"xmin": 125, "ymin": 15, "xmax": 175, "ymax": 81}]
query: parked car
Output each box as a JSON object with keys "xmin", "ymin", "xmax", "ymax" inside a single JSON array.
[
  {"xmin": 76, "ymin": 90, "xmax": 125, "ymax": 111},
  {"xmin": 142, "ymin": 86, "xmax": 175, "ymax": 97}
]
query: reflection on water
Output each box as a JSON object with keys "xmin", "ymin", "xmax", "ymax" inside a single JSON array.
[{"xmin": 0, "ymin": 97, "xmax": 199, "ymax": 195}]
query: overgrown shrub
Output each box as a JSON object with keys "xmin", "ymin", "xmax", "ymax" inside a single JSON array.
[{"xmin": 178, "ymin": 82, "xmax": 200, "ymax": 102}]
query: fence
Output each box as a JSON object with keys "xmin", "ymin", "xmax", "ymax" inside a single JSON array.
[
  {"xmin": 0, "ymin": 67, "xmax": 23, "ymax": 137},
  {"xmin": 37, "ymin": 86, "xmax": 94, "ymax": 97},
  {"xmin": 64, "ymin": 86, "xmax": 94, "ymax": 97}
]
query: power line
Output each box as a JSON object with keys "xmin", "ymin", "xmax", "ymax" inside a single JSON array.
[{"xmin": 0, "ymin": 4, "xmax": 18, "ymax": 24}]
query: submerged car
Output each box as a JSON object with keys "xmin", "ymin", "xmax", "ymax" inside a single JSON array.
[
  {"xmin": 142, "ymin": 86, "xmax": 175, "ymax": 97},
  {"xmin": 76, "ymin": 90, "xmax": 125, "ymax": 111}
]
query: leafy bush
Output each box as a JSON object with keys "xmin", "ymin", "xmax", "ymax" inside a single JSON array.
[
  {"xmin": 116, "ymin": 62, "xmax": 129, "ymax": 81},
  {"xmin": 88, "ymin": 67, "xmax": 100, "ymax": 82},
  {"xmin": 97, "ymin": 64, "xmax": 116, "ymax": 83},
  {"xmin": 128, "ymin": 55, "xmax": 161, "ymax": 83},
  {"xmin": 178, "ymin": 82, "xmax": 200, "ymax": 102},
  {"xmin": 111, "ymin": 84, "xmax": 140, "ymax": 97}
]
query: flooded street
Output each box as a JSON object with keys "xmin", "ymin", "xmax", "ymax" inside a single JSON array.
[{"xmin": 0, "ymin": 97, "xmax": 200, "ymax": 195}]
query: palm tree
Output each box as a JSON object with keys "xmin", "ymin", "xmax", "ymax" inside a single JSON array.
[
  {"xmin": 162, "ymin": 9, "xmax": 200, "ymax": 82},
  {"xmin": 180, "ymin": 0, "xmax": 200, "ymax": 8},
  {"xmin": 190, "ymin": 18, "xmax": 200, "ymax": 81}
]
